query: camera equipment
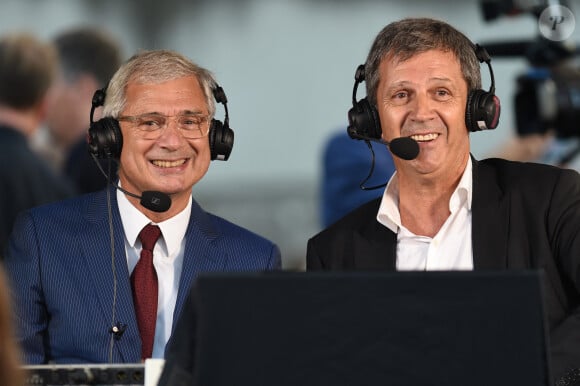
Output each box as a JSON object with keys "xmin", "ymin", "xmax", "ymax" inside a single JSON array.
[
  {"xmin": 481, "ymin": 0, "xmax": 567, "ymax": 21},
  {"xmin": 480, "ymin": 0, "xmax": 580, "ymax": 138}
]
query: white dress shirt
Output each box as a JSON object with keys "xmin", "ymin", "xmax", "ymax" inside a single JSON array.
[
  {"xmin": 377, "ymin": 158, "xmax": 474, "ymax": 271},
  {"xmin": 117, "ymin": 188, "xmax": 191, "ymax": 358}
]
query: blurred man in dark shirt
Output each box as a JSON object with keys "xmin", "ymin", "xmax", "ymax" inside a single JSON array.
[
  {"xmin": 35, "ymin": 26, "xmax": 123, "ymax": 193},
  {"xmin": 0, "ymin": 32, "xmax": 74, "ymax": 254}
]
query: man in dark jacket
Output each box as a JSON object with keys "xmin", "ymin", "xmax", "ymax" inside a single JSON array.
[
  {"xmin": 307, "ymin": 17, "xmax": 580, "ymax": 385},
  {"xmin": 0, "ymin": 32, "xmax": 75, "ymax": 254}
]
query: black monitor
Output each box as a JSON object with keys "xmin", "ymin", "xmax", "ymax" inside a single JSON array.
[{"xmin": 191, "ymin": 270, "xmax": 551, "ymax": 386}]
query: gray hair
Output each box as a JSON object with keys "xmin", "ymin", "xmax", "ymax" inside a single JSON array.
[
  {"xmin": 364, "ymin": 18, "xmax": 481, "ymax": 107},
  {"xmin": 102, "ymin": 49, "xmax": 217, "ymax": 118}
]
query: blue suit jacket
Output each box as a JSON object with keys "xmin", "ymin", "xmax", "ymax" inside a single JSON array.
[{"xmin": 5, "ymin": 187, "xmax": 281, "ymax": 364}]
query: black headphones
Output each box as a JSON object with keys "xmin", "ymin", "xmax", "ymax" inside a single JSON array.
[
  {"xmin": 88, "ymin": 84, "xmax": 234, "ymax": 161},
  {"xmin": 347, "ymin": 43, "xmax": 501, "ymax": 140}
]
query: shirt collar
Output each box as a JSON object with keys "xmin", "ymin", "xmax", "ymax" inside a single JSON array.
[
  {"xmin": 377, "ymin": 157, "xmax": 473, "ymax": 233},
  {"xmin": 117, "ymin": 187, "xmax": 192, "ymax": 256}
]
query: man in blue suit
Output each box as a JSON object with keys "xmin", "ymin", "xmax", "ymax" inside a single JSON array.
[{"xmin": 5, "ymin": 49, "xmax": 281, "ymax": 364}]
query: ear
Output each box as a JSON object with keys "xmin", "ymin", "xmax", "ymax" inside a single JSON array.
[
  {"xmin": 36, "ymin": 94, "xmax": 50, "ymax": 122},
  {"xmin": 77, "ymin": 74, "xmax": 102, "ymax": 119}
]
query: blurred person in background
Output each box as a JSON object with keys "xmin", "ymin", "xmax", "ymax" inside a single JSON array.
[
  {"xmin": 490, "ymin": 132, "xmax": 580, "ymax": 171},
  {"xmin": 0, "ymin": 32, "xmax": 75, "ymax": 255},
  {"xmin": 33, "ymin": 26, "xmax": 123, "ymax": 193},
  {"xmin": 321, "ymin": 128, "xmax": 395, "ymax": 227}
]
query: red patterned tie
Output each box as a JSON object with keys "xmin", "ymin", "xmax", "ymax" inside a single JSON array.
[{"xmin": 131, "ymin": 224, "xmax": 161, "ymax": 359}]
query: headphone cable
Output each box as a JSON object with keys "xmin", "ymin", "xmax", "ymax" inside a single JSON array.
[
  {"xmin": 106, "ymin": 157, "xmax": 118, "ymax": 363},
  {"xmin": 359, "ymin": 140, "xmax": 388, "ymax": 191}
]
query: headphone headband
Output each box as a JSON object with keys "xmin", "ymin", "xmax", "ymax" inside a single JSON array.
[
  {"xmin": 87, "ymin": 84, "xmax": 235, "ymax": 161},
  {"xmin": 347, "ymin": 43, "xmax": 501, "ymax": 141}
]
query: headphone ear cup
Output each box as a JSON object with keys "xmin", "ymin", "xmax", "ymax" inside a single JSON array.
[
  {"xmin": 465, "ymin": 90, "xmax": 501, "ymax": 132},
  {"xmin": 88, "ymin": 117, "xmax": 123, "ymax": 159},
  {"xmin": 347, "ymin": 97, "xmax": 382, "ymax": 140},
  {"xmin": 209, "ymin": 119, "xmax": 234, "ymax": 161},
  {"xmin": 465, "ymin": 90, "xmax": 477, "ymax": 132}
]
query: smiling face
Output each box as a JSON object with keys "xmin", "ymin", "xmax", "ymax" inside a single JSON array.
[
  {"xmin": 117, "ymin": 75, "xmax": 211, "ymax": 217},
  {"xmin": 376, "ymin": 49, "xmax": 471, "ymax": 181}
]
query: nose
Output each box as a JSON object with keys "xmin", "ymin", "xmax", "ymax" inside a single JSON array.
[
  {"xmin": 410, "ymin": 92, "xmax": 435, "ymax": 122},
  {"xmin": 157, "ymin": 118, "xmax": 185, "ymax": 147}
]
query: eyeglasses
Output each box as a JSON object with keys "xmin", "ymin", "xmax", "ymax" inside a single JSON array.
[{"xmin": 117, "ymin": 113, "xmax": 210, "ymax": 139}]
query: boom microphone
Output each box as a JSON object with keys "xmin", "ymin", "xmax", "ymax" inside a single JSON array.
[
  {"xmin": 116, "ymin": 185, "xmax": 172, "ymax": 213},
  {"xmin": 383, "ymin": 136, "xmax": 420, "ymax": 161},
  {"xmin": 353, "ymin": 136, "xmax": 421, "ymax": 191},
  {"xmin": 347, "ymin": 127, "xmax": 420, "ymax": 160},
  {"xmin": 90, "ymin": 154, "xmax": 171, "ymax": 213}
]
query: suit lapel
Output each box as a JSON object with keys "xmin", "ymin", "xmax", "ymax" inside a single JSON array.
[
  {"xmin": 354, "ymin": 212, "xmax": 397, "ymax": 271},
  {"xmin": 352, "ymin": 159, "xmax": 511, "ymax": 272},
  {"xmin": 172, "ymin": 199, "xmax": 227, "ymax": 327},
  {"xmin": 471, "ymin": 158, "xmax": 510, "ymax": 270},
  {"xmin": 81, "ymin": 188, "xmax": 140, "ymax": 362}
]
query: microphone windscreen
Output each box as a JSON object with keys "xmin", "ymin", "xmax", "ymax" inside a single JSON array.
[
  {"xmin": 140, "ymin": 191, "xmax": 172, "ymax": 213},
  {"xmin": 389, "ymin": 137, "xmax": 420, "ymax": 160}
]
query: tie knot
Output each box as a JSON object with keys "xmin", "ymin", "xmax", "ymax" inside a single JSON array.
[{"xmin": 139, "ymin": 224, "xmax": 161, "ymax": 251}]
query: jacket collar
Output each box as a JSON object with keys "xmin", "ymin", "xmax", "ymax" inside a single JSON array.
[
  {"xmin": 353, "ymin": 156, "xmax": 509, "ymax": 271},
  {"xmin": 470, "ymin": 157, "xmax": 509, "ymax": 269}
]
